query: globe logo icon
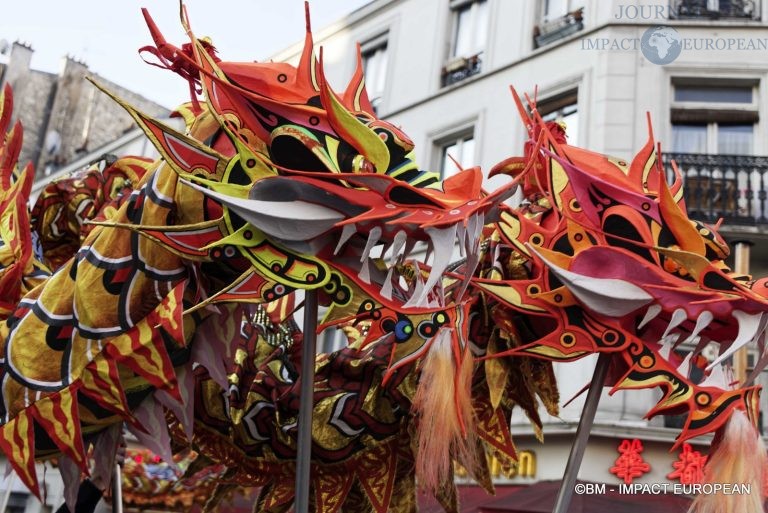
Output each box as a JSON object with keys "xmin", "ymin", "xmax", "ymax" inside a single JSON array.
[{"xmin": 641, "ymin": 26, "xmax": 682, "ymax": 65}]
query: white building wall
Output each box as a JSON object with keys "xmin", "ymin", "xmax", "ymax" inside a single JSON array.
[{"xmin": 276, "ymin": 0, "xmax": 768, "ymax": 441}]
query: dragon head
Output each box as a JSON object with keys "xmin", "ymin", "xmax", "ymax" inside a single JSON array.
[
  {"xmin": 114, "ymin": 6, "xmax": 515, "ymax": 316},
  {"xmin": 481, "ymin": 93, "xmax": 767, "ymax": 444}
]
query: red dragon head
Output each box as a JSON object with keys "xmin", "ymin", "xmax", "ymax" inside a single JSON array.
[{"xmin": 483, "ymin": 92, "xmax": 767, "ymax": 446}]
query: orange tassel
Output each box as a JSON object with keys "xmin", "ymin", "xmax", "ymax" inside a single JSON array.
[
  {"xmin": 412, "ymin": 329, "xmax": 476, "ymax": 493},
  {"xmin": 688, "ymin": 409, "xmax": 766, "ymax": 513}
]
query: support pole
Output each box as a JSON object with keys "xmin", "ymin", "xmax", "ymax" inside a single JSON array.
[
  {"xmin": 112, "ymin": 463, "xmax": 123, "ymax": 513},
  {"xmin": 733, "ymin": 240, "xmax": 752, "ymax": 384},
  {"xmin": 295, "ymin": 290, "xmax": 318, "ymax": 513},
  {"xmin": 552, "ymin": 353, "xmax": 611, "ymax": 513}
]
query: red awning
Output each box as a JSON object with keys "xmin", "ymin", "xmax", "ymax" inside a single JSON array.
[
  {"xmin": 418, "ymin": 485, "xmax": 526, "ymax": 513},
  {"xmin": 419, "ymin": 481, "xmax": 692, "ymax": 513}
]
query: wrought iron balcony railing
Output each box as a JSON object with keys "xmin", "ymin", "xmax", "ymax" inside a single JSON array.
[
  {"xmin": 671, "ymin": 0, "xmax": 760, "ymax": 20},
  {"xmin": 441, "ymin": 53, "xmax": 483, "ymax": 87},
  {"xmin": 534, "ymin": 8, "xmax": 585, "ymax": 48},
  {"xmin": 664, "ymin": 152, "xmax": 768, "ymax": 226}
]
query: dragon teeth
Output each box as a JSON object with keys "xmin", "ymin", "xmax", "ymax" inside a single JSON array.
[
  {"xmin": 707, "ymin": 311, "xmax": 764, "ymax": 370},
  {"xmin": 389, "ymin": 230, "xmax": 407, "ymax": 266},
  {"xmin": 676, "ymin": 352, "xmax": 693, "ymax": 379},
  {"xmin": 682, "ymin": 311, "xmax": 713, "ymax": 345},
  {"xmin": 381, "ymin": 266, "xmax": 395, "ymax": 300},
  {"xmin": 334, "ymin": 223, "xmax": 357, "ymax": 255},
  {"xmin": 417, "ymin": 224, "xmax": 457, "ymax": 306},
  {"xmin": 359, "ymin": 258, "xmax": 371, "ymax": 284},
  {"xmin": 658, "ymin": 334, "xmax": 678, "ymax": 361},
  {"xmin": 456, "ymin": 222, "xmax": 467, "ymax": 258},
  {"xmin": 360, "ymin": 226, "xmax": 382, "ymax": 263},
  {"xmin": 662, "ymin": 308, "xmax": 687, "ymax": 339},
  {"xmin": 700, "ymin": 362, "xmax": 730, "ymax": 389},
  {"xmin": 638, "ymin": 304, "xmax": 662, "ymax": 330}
]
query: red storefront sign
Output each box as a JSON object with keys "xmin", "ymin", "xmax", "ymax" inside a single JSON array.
[
  {"xmin": 667, "ymin": 442, "xmax": 707, "ymax": 485},
  {"xmin": 610, "ymin": 439, "xmax": 651, "ymax": 484}
]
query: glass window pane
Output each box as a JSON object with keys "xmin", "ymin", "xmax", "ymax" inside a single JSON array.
[
  {"xmin": 472, "ymin": 1, "xmax": 489, "ymax": 55},
  {"xmin": 442, "ymin": 141, "xmax": 460, "ymax": 177},
  {"xmin": 671, "ymin": 124, "xmax": 708, "ymax": 153},
  {"xmin": 674, "ymin": 86, "xmax": 752, "ymax": 103},
  {"xmin": 460, "ymin": 137, "xmax": 475, "ymax": 168},
  {"xmin": 718, "ymin": 124, "xmax": 754, "ymax": 155},
  {"xmin": 441, "ymin": 136, "xmax": 475, "ymax": 178},
  {"xmin": 544, "ymin": 0, "xmax": 568, "ymax": 19},
  {"xmin": 453, "ymin": 6, "xmax": 473, "ymax": 57},
  {"xmin": 363, "ymin": 43, "xmax": 388, "ymax": 110}
]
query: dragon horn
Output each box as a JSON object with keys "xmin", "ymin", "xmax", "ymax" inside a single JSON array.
[
  {"xmin": 317, "ymin": 48, "xmax": 390, "ymax": 174},
  {"xmin": 141, "ymin": 8, "xmax": 183, "ymax": 63},
  {"xmin": 342, "ymin": 43, "xmax": 375, "ymax": 114},
  {"xmin": 298, "ymin": 2, "xmax": 320, "ymax": 92}
]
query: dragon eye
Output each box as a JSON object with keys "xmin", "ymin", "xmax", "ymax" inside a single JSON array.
[{"xmin": 352, "ymin": 155, "xmax": 375, "ymax": 173}]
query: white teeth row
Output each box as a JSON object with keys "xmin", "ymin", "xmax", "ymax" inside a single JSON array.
[
  {"xmin": 707, "ymin": 310, "xmax": 765, "ymax": 370},
  {"xmin": 334, "ymin": 214, "xmax": 486, "ymax": 308},
  {"xmin": 640, "ymin": 304, "xmax": 768, "ymax": 382},
  {"xmin": 404, "ymin": 224, "xmax": 457, "ymax": 308}
]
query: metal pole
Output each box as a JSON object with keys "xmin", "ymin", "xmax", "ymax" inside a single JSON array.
[
  {"xmin": 295, "ymin": 290, "xmax": 318, "ymax": 513},
  {"xmin": 733, "ymin": 240, "xmax": 752, "ymax": 384},
  {"xmin": 112, "ymin": 463, "xmax": 123, "ymax": 513},
  {"xmin": 552, "ymin": 352, "xmax": 611, "ymax": 513}
]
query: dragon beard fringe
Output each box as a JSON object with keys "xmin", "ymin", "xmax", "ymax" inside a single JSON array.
[
  {"xmin": 412, "ymin": 328, "xmax": 477, "ymax": 493},
  {"xmin": 689, "ymin": 409, "xmax": 767, "ymax": 513}
]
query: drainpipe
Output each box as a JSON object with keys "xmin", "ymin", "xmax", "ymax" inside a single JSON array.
[{"xmin": 732, "ymin": 240, "xmax": 753, "ymax": 384}]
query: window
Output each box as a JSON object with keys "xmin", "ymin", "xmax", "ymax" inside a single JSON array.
[
  {"xmin": 539, "ymin": 90, "xmax": 579, "ymax": 146},
  {"xmin": 535, "ymin": 0, "xmax": 584, "ymax": 48},
  {"xmin": 669, "ymin": 80, "xmax": 761, "ymax": 222},
  {"xmin": 6, "ymin": 492, "xmax": 28, "ymax": 513},
  {"xmin": 542, "ymin": 0, "xmax": 583, "ymax": 22},
  {"xmin": 438, "ymin": 131, "xmax": 476, "ymax": 179},
  {"xmin": 361, "ymin": 34, "xmax": 388, "ymax": 114},
  {"xmin": 671, "ymin": 84, "xmax": 757, "ymax": 155},
  {"xmin": 442, "ymin": 0, "xmax": 488, "ymax": 87},
  {"xmin": 672, "ymin": 0, "xmax": 759, "ymax": 20}
]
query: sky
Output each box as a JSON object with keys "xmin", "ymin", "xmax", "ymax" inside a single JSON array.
[{"xmin": 0, "ymin": 1, "xmax": 372, "ymax": 108}]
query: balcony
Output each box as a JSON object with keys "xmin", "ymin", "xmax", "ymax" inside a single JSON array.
[
  {"xmin": 441, "ymin": 53, "xmax": 482, "ymax": 87},
  {"xmin": 534, "ymin": 8, "xmax": 585, "ymax": 48},
  {"xmin": 664, "ymin": 153, "xmax": 768, "ymax": 226},
  {"xmin": 671, "ymin": 0, "xmax": 760, "ymax": 20}
]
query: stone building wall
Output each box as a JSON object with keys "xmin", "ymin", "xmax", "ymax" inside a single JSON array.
[{"xmin": 0, "ymin": 41, "xmax": 169, "ymax": 180}]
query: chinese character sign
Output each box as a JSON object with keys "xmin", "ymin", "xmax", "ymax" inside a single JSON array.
[
  {"xmin": 668, "ymin": 443, "xmax": 707, "ymax": 485},
  {"xmin": 610, "ymin": 439, "xmax": 651, "ymax": 484}
]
